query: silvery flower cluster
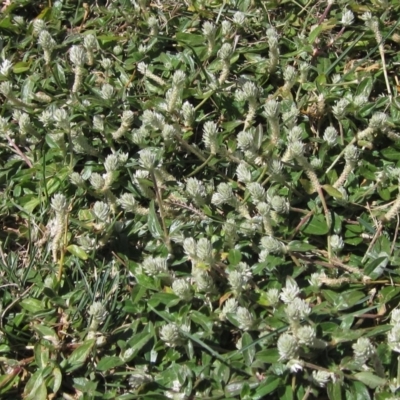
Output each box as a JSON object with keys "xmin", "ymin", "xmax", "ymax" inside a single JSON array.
[{"xmin": 275, "ymin": 278, "xmax": 328, "ymax": 378}]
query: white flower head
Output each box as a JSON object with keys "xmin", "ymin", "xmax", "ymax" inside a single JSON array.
[
  {"xmin": 220, "ymin": 298, "xmax": 238, "ymax": 321},
  {"xmin": 285, "ymin": 298, "xmax": 311, "ymax": 321},
  {"xmin": 388, "ymin": 325, "xmax": 400, "ymax": 353},
  {"xmin": 266, "ymin": 288, "xmax": 280, "ymax": 306},
  {"xmin": 391, "ymin": 309, "xmax": 400, "ymax": 325},
  {"xmin": 312, "ymin": 370, "xmax": 332, "ymax": 388},
  {"xmin": 236, "ymin": 306, "xmax": 254, "ymax": 330},
  {"xmin": 323, "ymin": 126, "xmax": 338, "ymax": 147},
  {"xmin": 280, "ymin": 277, "xmax": 300, "ymax": 303},
  {"xmin": 287, "ymin": 359, "xmax": 303, "ymax": 373},
  {"xmin": 353, "ymin": 337, "xmax": 375, "ymax": 364},
  {"xmin": 308, "ymin": 272, "xmax": 327, "ymax": 287},
  {"xmin": 142, "ymin": 256, "xmax": 168, "ymax": 276},
  {"xmin": 159, "ymin": 323, "xmax": 183, "ymax": 347},
  {"xmin": 100, "ymin": 83, "xmax": 114, "ymax": 100},
  {"xmin": 172, "ymin": 279, "xmax": 193, "ymax": 302},
  {"xmin": 233, "ymin": 11, "xmax": 246, "ymax": 26},
  {"xmin": 341, "ymin": 9, "xmax": 354, "ymax": 26},
  {"xmin": 0, "ymin": 59, "xmax": 12, "ymax": 76},
  {"xmin": 70, "ymin": 45, "xmax": 87, "ymax": 66},
  {"xmin": 139, "ymin": 147, "xmax": 162, "ymax": 171},
  {"xmin": 51, "ymin": 193, "xmax": 68, "ymax": 213},
  {"xmin": 277, "ymin": 333, "xmax": 298, "ymax": 360}
]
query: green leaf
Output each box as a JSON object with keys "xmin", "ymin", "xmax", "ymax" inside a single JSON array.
[
  {"xmin": 241, "ymin": 332, "xmax": 255, "ymax": 366},
  {"xmin": 12, "ymin": 61, "xmax": 30, "ymax": 74},
  {"xmin": 380, "ymin": 286, "xmax": 400, "ymax": 303},
  {"xmin": 308, "ymin": 24, "xmax": 323, "ymax": 44},
  {"xmin": 128, "ymin": 330, "xmax": 153, "ymax": 359},
  {"xmin": 131, "ymin": 284, "xmax": 147, "ymax": 304},
  {"xmin": 380, "ymin": 147, "xmax": 400, "ymax": 160},
  {"xmin": 302, "ymin": 214, "xmax": 329, "ymax": 235},
  {"xmin": 20, "ymin": 197, "xmax": 41, "ymax": 214},
  {"xmin": 148, "ymin": 200, "xmax": 163, "ymax": 239},
  {"xmin": 96, "ymin": 356, "xmax": 124, "ymax": 371},
  {"xmin": 97, "ymin": 35, "xmax": 123, "ymax": 45},
  {"xmin": 73, "ymin": 377, "xmax": 98, "ymax": 395},
  {"xmin": 334, "ymin": 290, "xmax": 366, "ymax": 311},
  {"xmin": 280, "ymin": 385, "xmax": 293, "ymax": 400},
  {"xmin": 33, "ymin": 324, "xmax": 58, "ymax": 340},
  {"xmin": 255, "ymin": 348, "xmax": 279, "ymax": 363},
  {"xmin": 378, "ymin": 186, "xmax": 391, "ymax": 201},
  {"xmin": 0, "ymin": 17, "xmax": 18, "ymax": 33},
  {"xmin": 354, "ymin": 372, "xmax": 386, "ymax": 389},
  {"xmin": 176, "ymin": 32, "xmax": 206, "ymax": 46},
  {"xmin": 148, "ymin": 292, "xmax": 179, "ymax": 308},
  {"xmin": 225, "ymin": 381, "xmax": 259, "ymax": 397},
  {"xmin": 66, "ymin": 245, "xmax": 89, "ymax": 260},
  {"xmin": 287, "ymin": 240, "xmax": 316, "ymax": 252},
  {"xmin": 50, "ymin": 368, "xmax": 62, "ymax": 394},
  {"xmin": 135, "ymin": 273, "xmax": 159, "ymax": 291},
  {"xmin": 66, "ymin": 339, "xmax": 95, "ymax": 372},
  {"xmin": 327, "ymin": 381, "xmax": 342, "ymax": 400},
  {"xmin": 364, "ymin": 256, "xmax": 388, "ymax": 279},
  {"xmin": 214, "ymin": 361, "xmax": 230, "ymax": 386},
  {"xmin": 228, "ymin": 249, "xmax": 242, "ymax": 265},
  {"xmin": 322, "ymin": 184, "xmax": 343, "ymax": 199},
  {"xmin": 24, "ymin": 371, "xmax": 46, "ymax": 400},
  {"xmin": 34, "ymin": 344, "xmax": 49, "ymax": 369},
  {"xmin": 20, "ymin": 298, "xmax": 44, "ymax": 314},
  {"xmin": 0, "ymin": 372, "xmax": 19, "ymax": 392},
  {"xmin": 255, "ymin": 376, "xmax": 280, "ymax": 397},
  {"xmin": 344, "ymin": 237, "xmax": 363, "ymax": 246},
  {"xmin": 349, "ymin": 381, "xmax": 371, "ymax": 400}
]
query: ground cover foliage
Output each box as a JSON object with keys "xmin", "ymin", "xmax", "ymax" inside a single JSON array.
[{"xmin": 1, "ymin": 0, "xmax": 400, "ymax": 398}]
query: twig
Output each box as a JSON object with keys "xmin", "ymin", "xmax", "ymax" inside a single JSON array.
[{"xmin": 5, "ymin": 135, "xmax": 33, "ymax": 168}]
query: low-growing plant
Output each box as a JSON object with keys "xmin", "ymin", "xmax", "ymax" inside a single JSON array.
[{"xmin": 0, "ymin": 0, "xmax": 400, "ymax": 399}]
